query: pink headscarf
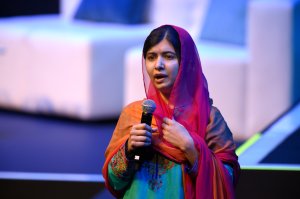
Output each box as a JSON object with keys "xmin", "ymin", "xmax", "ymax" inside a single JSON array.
[{"xmin": 143, "ymin": 25, "xmax": 210, "ymax": 138}]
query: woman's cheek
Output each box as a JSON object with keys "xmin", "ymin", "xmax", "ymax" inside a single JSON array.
[{"xmin": 145, "ymin": 64, "xmax": 153, "ymax": 77}]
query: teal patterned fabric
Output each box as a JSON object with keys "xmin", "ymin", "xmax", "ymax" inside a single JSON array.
[{"xmin": 108, "ymin": 147, "xmax": 184, "ymax": 198}]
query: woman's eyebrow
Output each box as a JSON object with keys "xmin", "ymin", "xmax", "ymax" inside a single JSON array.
[
  {"xmin": 147, "ymin": 50, "xmax": 175, "ymax": 55},
  {"xmin": 162, "ymin": 51, "xmax": 176, "ymax": 54},
  {"xmin": 146, "ymin": 51, "xmax": 156, "ymax": 55}
]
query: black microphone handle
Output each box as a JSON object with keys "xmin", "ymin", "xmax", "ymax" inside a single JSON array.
[
  {"xmin": 141, "ymin": 112, "xmax": 153, "ymax": 126},
  {"xmin": 134, "ymin": 112, "xmax": 154, "ymax": 161}
]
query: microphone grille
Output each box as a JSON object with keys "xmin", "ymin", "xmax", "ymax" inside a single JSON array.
[{"xmin": 142, "ymin": 99, "xmax": 156, "ymax": 114}]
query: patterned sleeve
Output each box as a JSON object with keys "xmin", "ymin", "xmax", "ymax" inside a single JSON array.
[{"xmin": 108, "ymin": 144, "xmax": 136, "ymax": 191}]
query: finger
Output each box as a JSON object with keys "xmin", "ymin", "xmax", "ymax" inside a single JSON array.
[
  {"xmin": 162, "ymin": 129, "xmax": 169, "ymax": 136},
  {"xmin": 144, "ymin": 124, "xmax": 154, "ymax": 132},
  {"xmin": 131, "ymin": 141, "xmax": 152, "ymax": 148},
  {"xmin": 163, "ymin": 117, "xmax": 170, "ymax": 124},
  {"xmin": 143, "ymin": 123, "xmax": 158, "ymax": 134},
  {"xmin": 161, "ymin": 122, "xmax": 169, "ymax": 131},
  {"xmin": 144, "ymin": 130, "xmax": 153, "ymax": 138},
  {"xmin": 132, "ymin": 123, "xmax": 147, "ymax": 130},
  {"xmin": 151, "ymin": 127, "xmax": 158, "ymax": 133},
  {"xmin": 163, "ymin": 117, "xmax": 174, "ymax": 126},
  {"xmin": 130, "ymin": 129, "xmax": 152, "ymax": 138},
  {"xmin": 131, "ymin": 124, "xmax": 149, "ymax": 133},
  {"xmin": 131, "ymin": 135, "xmax": 152, "ymax": 142},
  {"xmin": 130, "ymin": 137, "xmax": 152, "ymax": 148}
]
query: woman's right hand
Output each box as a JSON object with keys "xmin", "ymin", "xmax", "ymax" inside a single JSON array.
[{"xmin": 127, "ymin": 123, "xmax": 157, "ymax": 152}]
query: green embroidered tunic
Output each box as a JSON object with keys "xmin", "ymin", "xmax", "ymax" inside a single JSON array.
[{"xmin": 108, "ymin": 145, "xmax": 185, "ymax": 198}]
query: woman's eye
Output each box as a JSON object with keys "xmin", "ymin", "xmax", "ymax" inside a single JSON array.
[
  {"xmin": 147, "ymin": 54, "xmax": 156, "ymax": 61},
  {"xmin": 165, "ymin": 53, "xmax": 176, "ymax": 60}
]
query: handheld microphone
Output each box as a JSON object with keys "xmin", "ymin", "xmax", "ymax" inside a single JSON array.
[{"xmin": 134, "ymin": 99, "xmax": 156, "ymax": 161}]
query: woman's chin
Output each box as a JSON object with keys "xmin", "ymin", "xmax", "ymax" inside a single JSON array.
[{"xmin": 154, "ymin": 85, "xmax": 172, "ymax": 96}]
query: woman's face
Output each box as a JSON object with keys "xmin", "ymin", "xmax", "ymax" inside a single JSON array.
[{"xmin": 145, "ymin": 38, "xmax": 179, "ymax": 98}]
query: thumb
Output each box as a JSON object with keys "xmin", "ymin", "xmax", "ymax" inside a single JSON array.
[{"xmin": 151, "ymin": 127, "xmax": 158, "ymax": 133}]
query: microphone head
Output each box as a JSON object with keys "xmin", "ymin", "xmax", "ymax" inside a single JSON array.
[{"xmin": 142, "ymin": 99, "xmax": 156, "ymax": 114}]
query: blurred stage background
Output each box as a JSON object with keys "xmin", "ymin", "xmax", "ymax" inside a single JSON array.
[{"xmin": 0, "ymin": 0, "xmax": 300, "ymax": 198}]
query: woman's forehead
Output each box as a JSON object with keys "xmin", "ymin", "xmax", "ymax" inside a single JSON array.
[{"xmin": 147, "ymin": 38, "xmax": 175, "ymax": 54}]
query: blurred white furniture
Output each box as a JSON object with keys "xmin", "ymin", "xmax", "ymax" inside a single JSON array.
[
  {"xmin": 0, "ymin": 0, "xmax": 208, "ymax": 120},
  {"xmin": 0, "ymin": 0, "xmax": 154, "ymax": 119},
  {"xmin": 124, "ymin": 0, "xmax": 298, "ymax": 141}
]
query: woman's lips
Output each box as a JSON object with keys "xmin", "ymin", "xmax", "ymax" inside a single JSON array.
[
  {"xmin": 154, "ymin": 74, "xmax": 167, "ymax": 79},
  {"xmin": 153, "ymin": 74, "xmax": 167, "ymax": 83}
]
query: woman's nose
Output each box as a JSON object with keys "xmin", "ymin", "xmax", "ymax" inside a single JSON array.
[{"xmin": 154, "ymin": 57, "xmax": 164, "ymax": 70}]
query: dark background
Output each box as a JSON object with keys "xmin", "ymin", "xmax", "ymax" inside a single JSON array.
[{"xmin": 0, "ymin": 0, "xmax": 59, "ymax": 17}]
